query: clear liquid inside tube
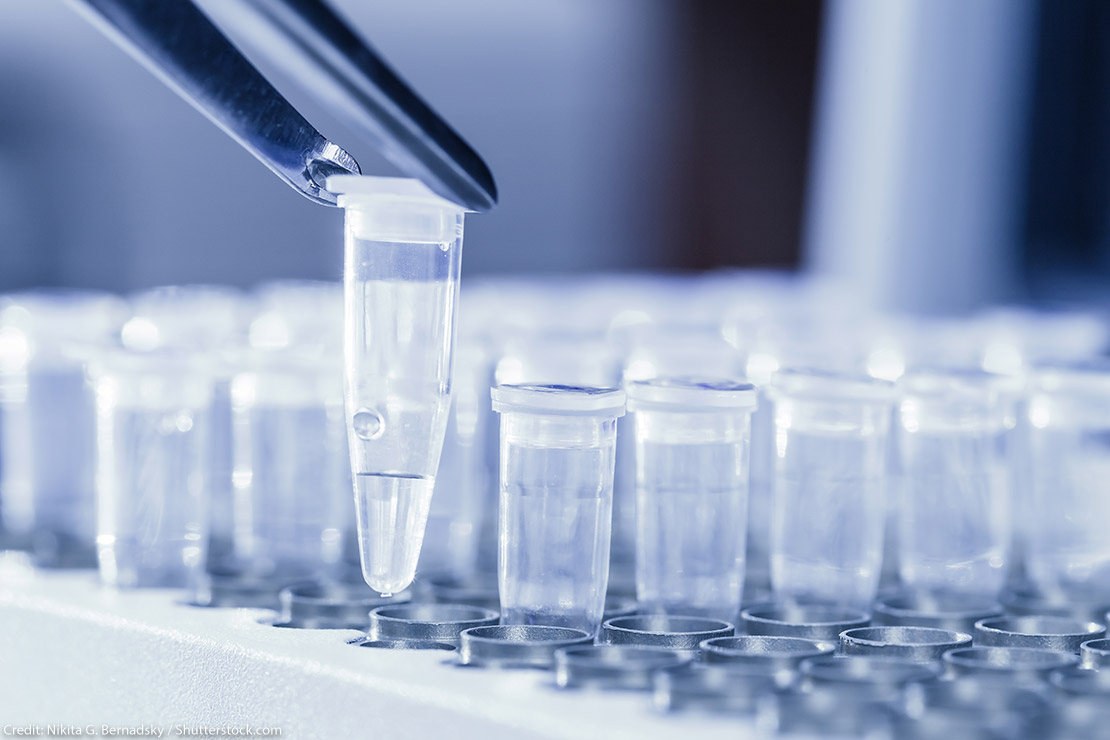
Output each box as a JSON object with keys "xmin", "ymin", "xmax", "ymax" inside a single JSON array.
[
  {"xmin": 354, "ymin": 472, "xmax": 435, "ymax": 595},
  {"xmin": 335, "ymin": 177, "xmax": 466, "ymax": 596}
]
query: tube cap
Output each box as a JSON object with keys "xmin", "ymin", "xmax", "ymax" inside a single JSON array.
[
  {"xmin": 491, "ymin": 383, "xmax": 626, "ymax": 417},
  {"xmin": 626, "ymin": 376, "xmax": 757, "ymax": 413},
  {"xmin": 327, "ymin": 175, "xmax": 466, "ymax": 210},
  {"xmin": 328, "ymin": 175, "xmax": 465, "ymax": 243}
]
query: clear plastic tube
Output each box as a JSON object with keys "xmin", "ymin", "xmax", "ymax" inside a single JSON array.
[
  {"xmin": 492, "ymin": 384, "xmax": 625, "ymax": 636},
  {"xmin": 0, "ymin": 290, "xmax": 127, "ymax": 566},
  {"xmin": 121, "ymin": 285, "xmax": 252, "ymax": 575},
  {"xmin": 330, "ymin": 176, "xmax": 467, "ymax": 595},
  {"xmin": 229, "ymin": 349, "xmax": 346, "ymax": 579},
  {"xmin": 91, "ymin": 351, "xmax": 212, "ymax": 588},
  {"xmin": 1025, "ymin": 361, "xmax": 1110, "ymax": 597},
  {"xmin": 896, "ymin": 368, "xmax": 1017, "ymax": 596},
  {"xmin": 627, "ymin": 376, "xmax": 756, "ymax": 622},
  {"xmin": 613, "ymin": 322, "xmax": 744, "ymax": 595},
  {"xmin": 733, "ymin": 318, "xmax": 869, "ymax": 598},
  {"xmin": 767, "ymin": 369, "xmax": 895, "ymax": 609},
  {"xmin": 418, "ymin": 342, "xmax": 488, "ymax": 583},
  {"xmin": 245, "ymin": 280, "xmax": 353, "ymax": 576},
  {"xmin": 492, "ymin": 328, "xmax": 623, "ymax": 585}
]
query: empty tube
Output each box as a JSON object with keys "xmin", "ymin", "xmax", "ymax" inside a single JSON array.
[
  {"xmin": 229, "ymin": 348, "xmax": 347, "ymax": 579},
  {"xmin": 492, "ymin": 326, "xmax": 622, "ymax": 582},
  {"xmin": 1025, "ymin": 361, "xmax": 1110, "ymax": 597},
  {"xmin": 492, "ymin": 383, "xmax": 625, "ymax": 636},
  {"xmin": 626, "ymin": 376, "xmax": 757, "ymax": 621},
  {"xmin": 91, "ymin": 350, "xmax": 212, "ymax": 588},
  {"xmin": 122, "ymin": 285, "xmax": 252, "ymax": 576},
  {"xmin": 615, "ymin": 322, "xmax": 746, "ymax": 585},
  {"xmin": 246, "ymin": 281, "xmax": 353, "ymax": 576},
  {"xmin": 896, "ymin": 368, "xmax": 1017, "ymax": 597},
  {"xmin": 728, "ymin": 304, "xmax": 871, "ymax": 597},
  {"xmin": 417, "ymin": 340, "xmax": 489, "ymax": 584},
  {"xmin": 0, "ymin": 290, "xmax": 127, "ymax": 567},
  {"xmin": 767, "ymin": 369, "xmax": 895, "ymax": 609}
]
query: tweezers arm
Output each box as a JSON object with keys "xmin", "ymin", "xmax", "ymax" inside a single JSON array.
[
  {"xmin": 199, "ymin": 0, "xmax": 497, "ymax": 212},
  {"xmin": 70, "ymin": 0, "xmax": 360, "ymax": 206}
]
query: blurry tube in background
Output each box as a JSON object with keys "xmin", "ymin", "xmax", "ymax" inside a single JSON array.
[
  {"xmin": 245, "ymin": 281, "xmax": 354, "ymax": 575},
  {"xmin": 627, "ymin": 377, "xmax": 756, "ymax": 622},
  {"xmin": 121, "ymin": 285, "xmax": 254, "ymax": 575},
  {"xmin": 1025, "ymin": 362, "xmax": 1110, "ymax": 600},
  {"xmin": 613, "ymin": 322, "xmax": 745, "ymax": 593},
  {"xmin": 417, "ymin": 341, "xmax": 489, "ymax": 585},
  {"xmin": 492, "ymin": 383, "xmax": 625, "ymax": 637},
  {"xmin": 968, "ymin": 306, "xmax": 1110, "ymax": 593},
  {"xmin": 768, "ymin": 368, "xmax": 895, "ymax": 609},
  {"xmin": 0, "ymin": 290, "xmax": 127, "ymax": 567},
  {"xmin": 91, "ymin": 350, "xmax": 213, "ymax": 588},
  {"xmin": 0, "ymin": 298, "xmax": 31, "ymax": 550},
  {"xmin": 726, "ymin": 306, "xmax": 869, "ymax": 597},
  {"xmin": 228, "ymin": 349, "xmax": 347, "ymax": 580},
  {"xmin": 896, "ymin": 368, "xmax": 1018, "ymax": 598}
]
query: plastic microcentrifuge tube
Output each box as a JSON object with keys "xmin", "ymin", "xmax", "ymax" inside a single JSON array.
[
  {"xmin": 730, "ymin": 313, "xmax": 868, "ymax": 598},
  {"xmin": 897, "ymin": 368, "xmax": 1017, "ymax": 597},
  {"xmin": 417, "ymin": 341, "xmax": 488, "ymax": 584},
  {"xmin": 329, "ymin": 175, "xmax": 468, "ymax": 596},
  {"xmin": 491, "ymin": 326, "xmax": 622, "ymax": 576},
  {"xmin": 90, "ymin": 350, "xmax": 213, "ymax": 588},
  {"xmin": 230, "ymin": 348, "xmax": 346, "ymax": 580},
  {"xmin": 613, "ymin": 323, "xmax": 744, "ymax": 596},
  {"xmin": 492, "ymin": 384, "xmax": 626, "ymax": 636},
  {"xmin": 626, "ymin": 377, "xmax": 757, "ymax": 622},
  {"xmin": 245, "ymin": 281, "xmax": 354, "ymax": 577},
  {"xmin": 122, "ymin": 285, "xmax": 252, "ymax": 575},
  {"xmin": 1025, "ymin": 361, "xmax": 1110, "ymax": 597},
  {"xmin": 767, "ymin": 369, "xmax": 895, "ymax": 609},
  {"xmin": 0, "ymin": 290, "xmax": 127, "ymax": 566}
]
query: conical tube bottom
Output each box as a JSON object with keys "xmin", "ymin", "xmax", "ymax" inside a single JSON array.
[{"xmin": 354, "ymin": 473, "xmax": 435, "ymax": 595}]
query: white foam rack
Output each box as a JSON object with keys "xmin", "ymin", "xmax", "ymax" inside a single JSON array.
[{"xmin": 0, "ymin": 559, "xmax": 754, "ymax": 740}]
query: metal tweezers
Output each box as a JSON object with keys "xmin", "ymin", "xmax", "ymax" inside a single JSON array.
[{"xmin": 69, "ymin": 0, "xmax": 497, "ymax": 210}]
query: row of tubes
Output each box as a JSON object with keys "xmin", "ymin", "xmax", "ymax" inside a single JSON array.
[{"xmin": 0, "ymin": 275, "xmax": 1108, "ymax": 637}]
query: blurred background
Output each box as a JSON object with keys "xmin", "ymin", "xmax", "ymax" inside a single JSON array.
[{"xmin": 0, "ymin": 0, "xmax": 1107, "ymax": 315}]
